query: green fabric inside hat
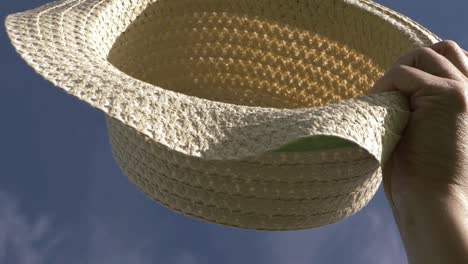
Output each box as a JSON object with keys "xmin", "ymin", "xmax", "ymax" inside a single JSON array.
[{"xmin": 273, "ymin": 135, "xmax": 357, "ymax": 152}]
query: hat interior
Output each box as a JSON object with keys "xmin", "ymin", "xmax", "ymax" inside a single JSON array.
[{"xmin": 104, "ymin": 0, "xmax": 416, "ymax": 152}]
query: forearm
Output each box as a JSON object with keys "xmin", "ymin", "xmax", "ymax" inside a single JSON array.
[{"xmin": 391, "ymin": 184, "xmax": 468, "ymax": 264}]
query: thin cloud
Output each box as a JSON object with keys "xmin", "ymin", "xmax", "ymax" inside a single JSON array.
[
  {"xmin": 81, "ymin": 218, "xmax": 200, "ymax": 264},
  {"xmin": 0, "ymin": 190, "xmax": 61, "ymax": 264},
  {"xmin": 0, "ymin": 189, "xmax": 199, "ymax": 264},
  {"xmin": 80, "ymin": 218, "xmax": 156, "ymax": 264},
  {"xmin": 261, "ymin": 224, "xmax": 341, "ymax": 263},
  {"xmin": 169, "ymin": 251, "xmax": 199, "ymax": 264},
  {"xmin": 356, "ymin": 207, "xmax": 407, "ymax": 264}
]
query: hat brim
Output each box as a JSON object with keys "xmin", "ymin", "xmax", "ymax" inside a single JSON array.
[{"xmin": 4, "ymin": 0, "xmax": 439, "ymax": 163}]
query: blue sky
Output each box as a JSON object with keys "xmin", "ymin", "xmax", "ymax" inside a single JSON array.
[{"xmin": 0, "ymin": 1, "xmax": 466, "ymax": 263}]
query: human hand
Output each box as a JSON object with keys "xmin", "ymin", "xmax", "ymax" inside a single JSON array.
[{"xmin": 369, "ymin": 40, "xmax": 468, "ymax": 208}]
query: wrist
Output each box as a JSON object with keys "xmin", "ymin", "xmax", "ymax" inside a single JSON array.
[
  {"xmin": 391, "ymin": 182, "xmax": 468, "ymax": 213},
  {"xmin": 389, "ymin": 181, "xmax": 468, "ymax": 235},
  {"xmin": 390, "ymin": 183, "xmax": 468, "ymax": 264}
]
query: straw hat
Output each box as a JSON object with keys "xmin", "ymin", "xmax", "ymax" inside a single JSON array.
[{"xmin": 5, "ymin": 0, "xmax": 440, "ymax": 230}]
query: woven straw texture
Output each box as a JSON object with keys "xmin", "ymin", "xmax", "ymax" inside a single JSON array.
[{"xmin": 5, "ymin": 0, "xmax": 440, "ymax": 230}]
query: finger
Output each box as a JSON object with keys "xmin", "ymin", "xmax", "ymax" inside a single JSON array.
[
  {"xmin": 397, "ymin": 46, "xmax": 466, "ymax": 82},
  {"xmin": 428, "ymin": 40, "xmax": 468, "ymax": 78},
  {"xmin": 369, "ymin": 64, "xmax": 446, "ymax": 97}
]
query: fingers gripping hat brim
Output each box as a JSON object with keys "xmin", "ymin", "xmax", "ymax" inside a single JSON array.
[{"xmin": 5, "ymin": 0, "xmax": 440, "ymax": 230}]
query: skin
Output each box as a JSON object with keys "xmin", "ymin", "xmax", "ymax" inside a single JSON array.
[{"xmin": 369, "ymin": 40, "xmax": 468, "ymax": 264}]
